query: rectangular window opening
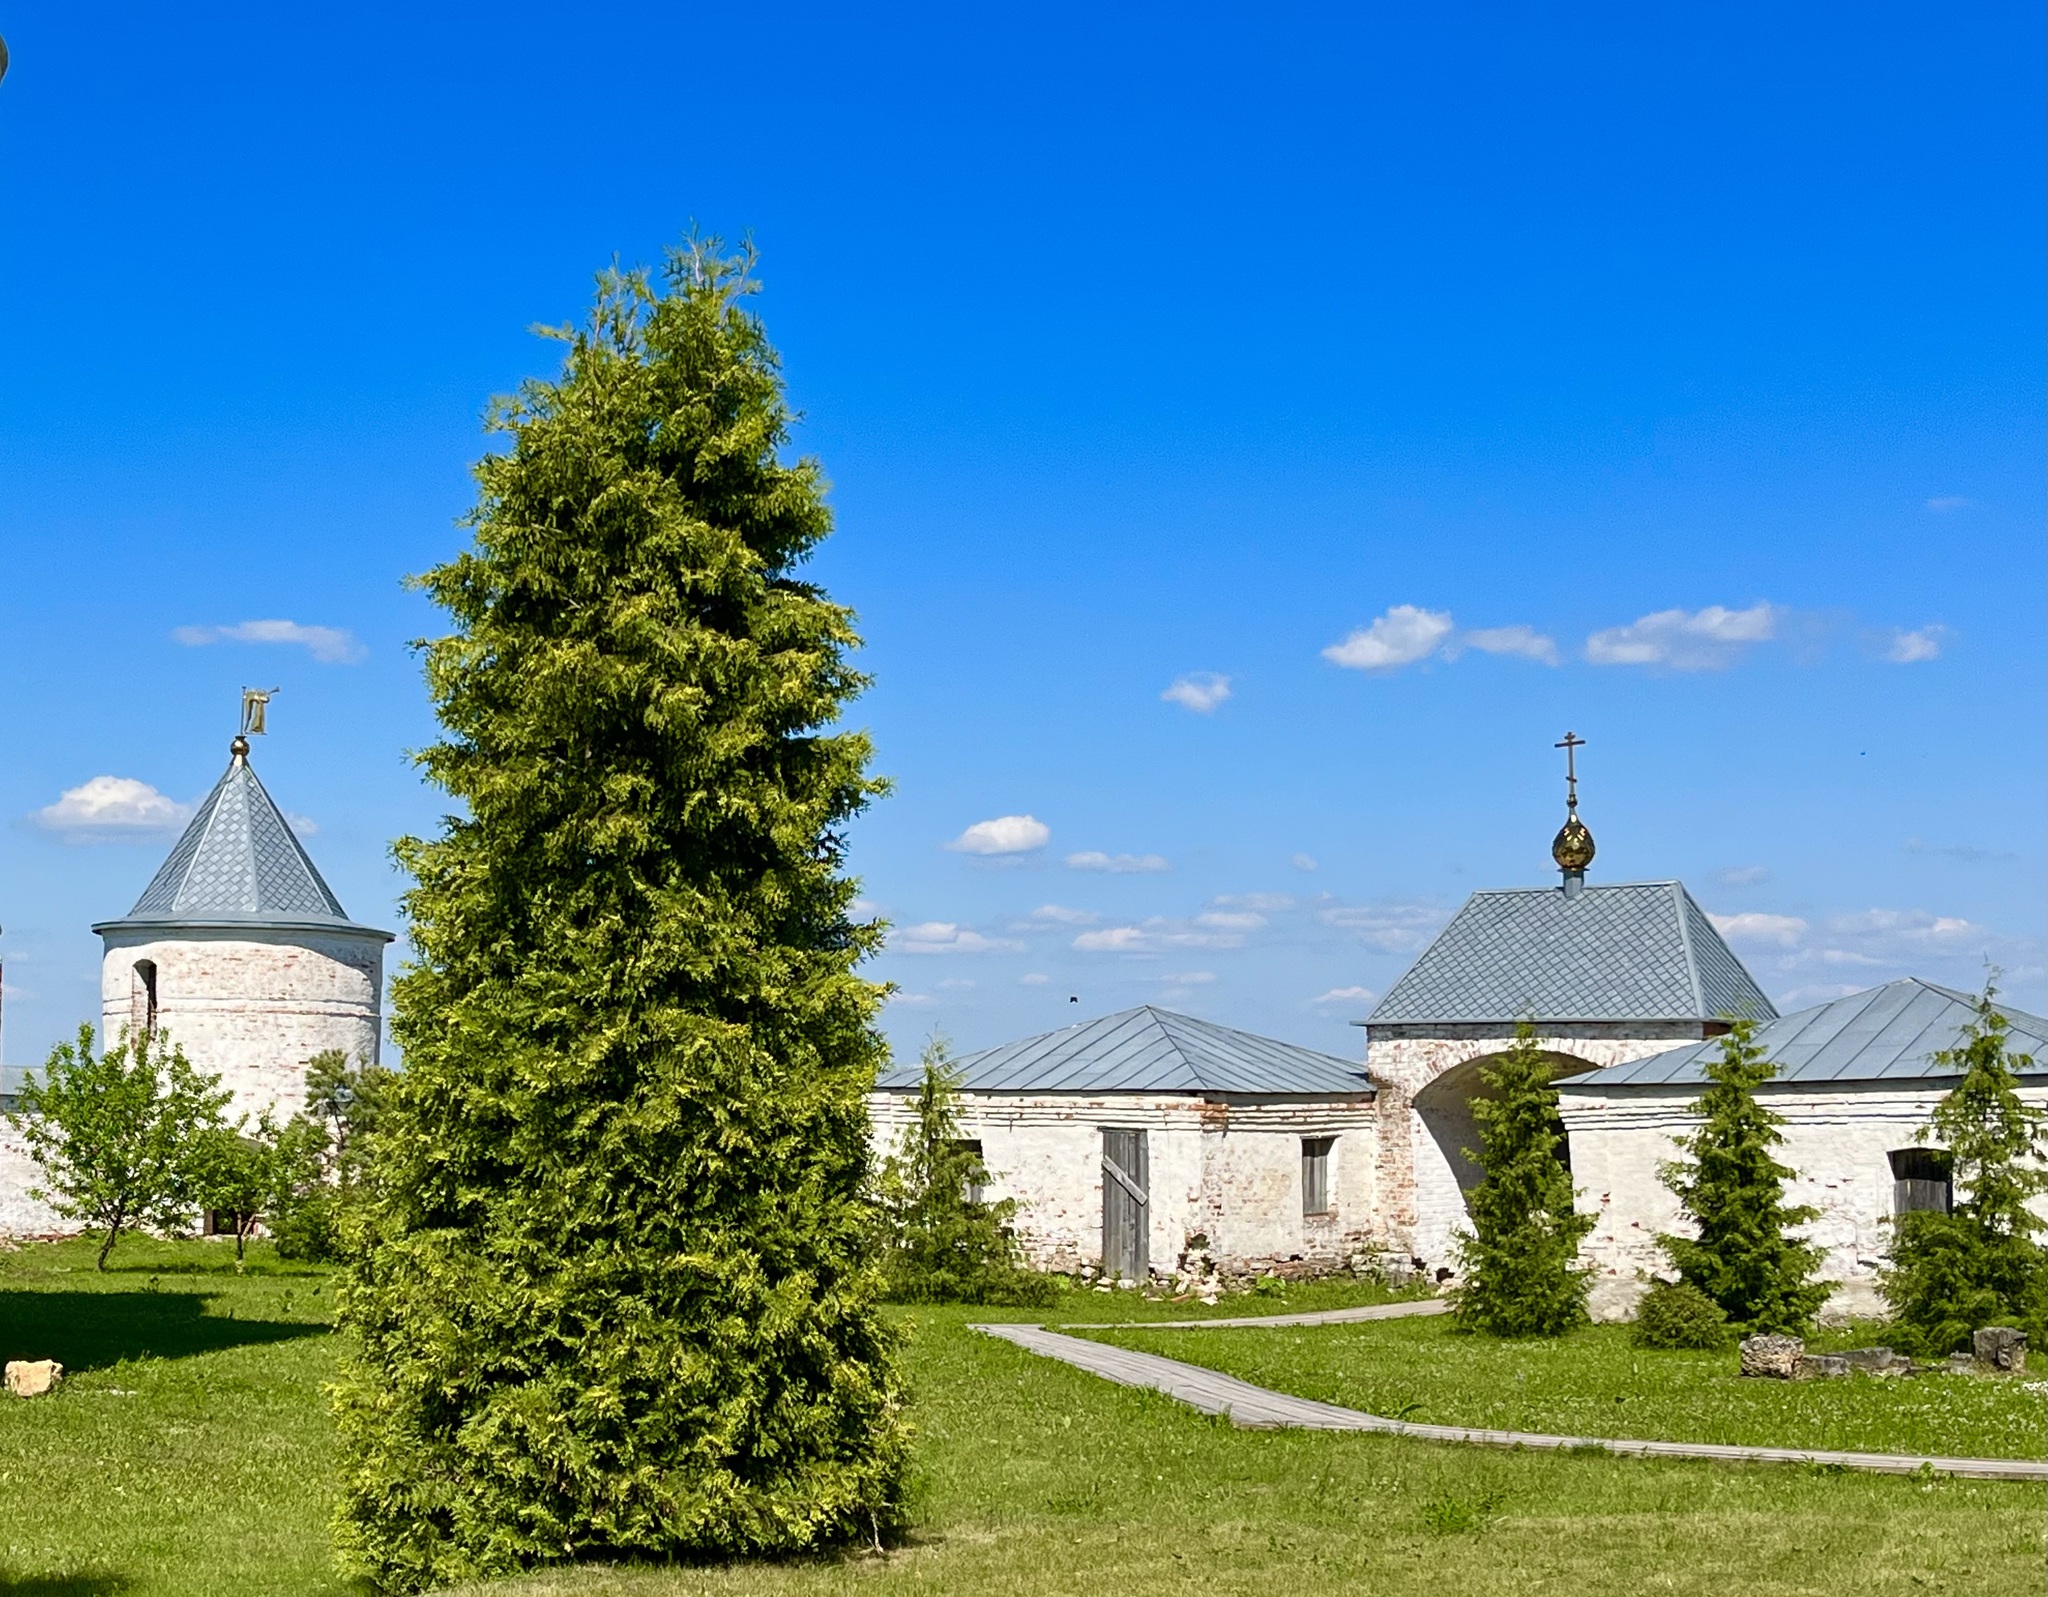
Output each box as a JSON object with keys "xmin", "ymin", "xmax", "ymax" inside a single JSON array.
[
  {"xmin": 949, "ymin": 1138, "xmax": 987, "ymax": 1206},
  {"xmin": 1302, "ymin": 1135, "xmax": 1336, "ymax": 1216},
  {"xmin": 1890, "ymin": 1147, "xmax": 1952, "ymax": 1215}
]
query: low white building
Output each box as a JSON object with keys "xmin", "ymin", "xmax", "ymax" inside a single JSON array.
[
  {"xmin": 1559, "ymin": 978, "xmax": 2048, "ymax": 1321},
  {"xmin": 1, "ymin": 732, "xmax": 391, "ymax": 1234},
  {"xmin": 869, "ymin": 1005, "xmax": 1377, "ymax": 1280}
]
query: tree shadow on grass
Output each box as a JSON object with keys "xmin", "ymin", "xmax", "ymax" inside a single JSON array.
[
  {"xmin": 0, "ymin": 1576, "xmax": 130, "ymax": 1595},
  {"xmin": 0, "ymin": 1290, "xmax": 326, "ymax": 1372}
]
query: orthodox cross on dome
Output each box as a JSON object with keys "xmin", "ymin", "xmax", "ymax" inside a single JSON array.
[
  {"xmin": 232, "ymin": 687, "xmax": 277, "ymax": 762},
  {"xmin": 1550, "ymin": 730, "xmax": 1595, "ymax": 889}
]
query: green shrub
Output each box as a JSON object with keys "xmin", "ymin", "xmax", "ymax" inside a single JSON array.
[{"xmin": 1630, "ymin": 1279, "xmax": 1731, "ymax": 1349}]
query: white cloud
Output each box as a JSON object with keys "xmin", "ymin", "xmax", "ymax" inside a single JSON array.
[
  {"xmin": 1322, "ymin": 605, "xmax": 1455, "ymax": 671},
  {"xmin": 33, "ymin": 776, "xmax": 191, "ymax": 838},
  {"xmin": 1194, "ymin": 910, "xmax": 1266, "ymax": 930},
  {"xmin": 887, "ymin": 991, "xmax": 939, "ymax": 1008},
  {"xmin": 891, "ymin": 921, "xmax": 1024, "ymax": 954},
  {"xmin": 1065, "ymin": 850, "xmax": 1170, "ymax": 874},
  {"xmin": 284, "ymin": 811, "xmax": 319, "ymax": 837},
  {"xmin": 1826, "ymin": 908, "xmax": 1982, "ymax": 947},
  {"xmin": 947, "ymin": 814, "xmax": 1050, "ymax": 855},
  {"xmin": 1074, "ymin": 917, "xmax": 1249, "ymax": 953},
  {"xmin": 1291, "ymin": 853, "xmax": 1319, "ymax": 873},
  {"xmin": 1213, "ymin": 893, "xmax": 1294, "ymax": 912},
  {"xmin": 1161, "ymin": 672, "xmax": 1231, "ymax": 713},
  {"xmin": 1161, "ymin": 971, "xmax": 1217, "ymax": 986},
  {"xmin": 1884, "ymin": 626, "xmax": 1944, "ymax": 664},
  {"xmin": 1708, "ymin": 912, "xmax": 1810, "ymax": 950},
  {"xmin": 1019, "ymin": 972, "xmax": 1050, "ymax": 985},
  {"xmin": 1459, "ymin": 624, "xmax": 1560, "ymax": 666},
  {"xmin": 1584, "ymin": 603, "xmax": 1779, "ymax": 670},
  {"xmin": 1925, "ymin": 496, "xmax": 1973, "ymax": 513},
  {"xmin": 1317, "ymin": 901, "xmax": 1449, "ymax": 954},
  {"xmin": 1026, "ymin": 904, "xmax": 1100, "ymax": 925},
  {"xmin": 1314, "ymin": 985, "xmax": 1378, "ymax": 1006},
  {"xmin": 172, "ymin": 618, "xmax": 367, "ymax": 664},
  {"xmin": 1715, "ymin": 865, "xmax": 1771, "ymax": 887}
]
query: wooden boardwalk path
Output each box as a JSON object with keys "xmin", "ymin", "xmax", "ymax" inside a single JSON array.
[{"xmin": 973, "ymin": 1321, "xmax": 2048, "ymax": 1482}]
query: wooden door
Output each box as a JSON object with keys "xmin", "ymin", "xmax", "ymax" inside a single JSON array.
[{"xmin": 1101, "ymin": 1128, "xmax": 1149, "ymax": 1282}]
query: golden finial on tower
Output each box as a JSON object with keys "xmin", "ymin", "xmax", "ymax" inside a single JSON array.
[{"xmin": 1551, "ymin": 730, "xmax": 1595, "ymax": 889}]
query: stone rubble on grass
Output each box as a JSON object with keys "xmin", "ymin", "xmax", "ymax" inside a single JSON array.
[
  {"xmin": 4, "ymin": 1359, "xmax": 62, "ymax": 1398},
  {"xmin": 1738, "ymin": 1334, "xmax": 1805, "ymax": 1379},
  {"xmin": 1972, "ymin": 1326, "xmax": 2027, "ymax": 1373},
  {"xmin": 1795, "ymin": 1346, "xmax": 1910, "ymax": 1379}
]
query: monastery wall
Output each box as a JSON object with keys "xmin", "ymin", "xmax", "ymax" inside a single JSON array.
[
  {"xmin": 0, "ymin": 1119, "xmax": 67, "ymax": 1235},
  {"xmin": 1559, "ymin": 1080, "xmax": 2048, "ymax": 1322},
  {"xmin": 99, "ymin": 928, "xmax": 385, "ymax": 1127},
  {"xmin": 867, "ymin": 1091, "xmax": 1379, "ymax": 1280}
]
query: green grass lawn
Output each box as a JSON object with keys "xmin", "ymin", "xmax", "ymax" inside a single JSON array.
[
  {"xmin": 0, "ymin": 1242, "xmax": 2041, "ymax": 1597},
  {"xmin": 1082, "ymin": 1313, "xmax": 2048, "ymax": 1459}
]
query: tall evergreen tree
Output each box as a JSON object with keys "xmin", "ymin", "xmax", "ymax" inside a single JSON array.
[
  {"xmin": 333, "ymin": 239, "xmax": 907, "ymax": 1591},
  {"xmin": 1880, "ymin": 988, "xmax": 2047, "ymax": 1354},
  {"xmin": 1658, "ymin": 1020, "xmax": 1829, "ymax": 1333},
  {"xmin": 1451, "ymin": 1023, "xmax": 1595, "ymax": 1336}
]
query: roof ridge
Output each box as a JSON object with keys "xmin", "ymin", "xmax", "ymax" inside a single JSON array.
[{"xmin": 1672, "ymin": 883, "xmax": 1706, "ymax": 1015}]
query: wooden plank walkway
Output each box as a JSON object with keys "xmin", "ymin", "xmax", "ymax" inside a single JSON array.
[
  {"xmin": 1059, "ymin": 1298, "xmax": 1452, "ymax": 1331},
  {"xmin": 973, "ymin": 1321, "xmax": 2048, "ymax": 1482}
]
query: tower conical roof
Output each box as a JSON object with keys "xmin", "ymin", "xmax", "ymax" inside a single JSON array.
[{"xmin": 93, "ymin": 747, "xmax": 391, "ymax": 940}]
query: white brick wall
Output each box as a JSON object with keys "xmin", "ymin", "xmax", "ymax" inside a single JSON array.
[
  {"xmin": 98, "ymin": 927, "xmax": 386, "ymax": 1129},
  {"xmin": 867, "ymin": 1090, "xmax": 1379, "ymax": 1277},
  {"xmin": 1558, "ymin": 1080, "xmax": 2048, "ymax": 1322}
]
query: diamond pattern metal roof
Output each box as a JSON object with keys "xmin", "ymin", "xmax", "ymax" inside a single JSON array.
[
  {"xmin": 98, "ymin": 753, "xmax": 387, "ymax": 936},
  {"xmin": 1368, "ymin": 881, "xmax": 1776, "ymax": 1025},
  {"xmin": 1562, "ymin": 979, "xmax": 2048, "ymax": 1089},
  {"xmin": 875, "ymin": 1006, "xmax": 1372, "ymax": 1096}
]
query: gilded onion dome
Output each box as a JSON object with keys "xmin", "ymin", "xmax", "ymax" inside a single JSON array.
[{"xmin": 1552, "ymin": 811, "xmax": 1595, "ymax": 873}]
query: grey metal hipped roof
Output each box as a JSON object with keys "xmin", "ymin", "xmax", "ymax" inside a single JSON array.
[
  {"xmin": 1561, "ymin": 979, "xmax": 2048, "ymax": 1090},
  {"xmin": 1368, "ymin": 881, "xmax": 1775, "ymax": 1026},
  {"xmin": 93, "ymin": 752, "xmax": 391, "ymax": 940},
  {"xmin": 875, "ymin": 1006, "xmax": 1372, "ymax": 1096}
]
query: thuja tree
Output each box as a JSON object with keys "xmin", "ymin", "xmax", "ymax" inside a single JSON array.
[
  {"xmin": 1658, "ymin": 1020, "xmax": 1829, "ymax": 1333},
  {"xmin": 333, "ymin": 239, "xmax": 908, "ymax": 1591},
  {"xmin": 1880, "ymin": 989, "xmax": 2047, "ymax": 1354},
  {"xmin": 1452, "ymin": 1023, "xmax": 1594, "ymax": 1336},
  {"xmin": 874, "ymin": 1039, "xmax": 1054, "ymax": 1307}
]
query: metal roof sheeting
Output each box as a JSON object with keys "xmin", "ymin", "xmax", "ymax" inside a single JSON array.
[
  {"xmin": 875, "ymin": 1006, "xmax": 1372, "ymax": 1096},
  {"xmin": 94, "ymin": 754, "xmax": 389, "ymax": 938},
  {"xmin": 1559, "ymin": 979, "xmax": 2048, "ymax": 1090},
  {"xmin": 1368, "ymin": 881, "xmax": 1775, "ymax": 1025}
]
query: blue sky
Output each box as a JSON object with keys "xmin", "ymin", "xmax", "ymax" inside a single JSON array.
[{"xmin": 0, "ymin": 4, "xmax": 2041, "ymax": 1069}]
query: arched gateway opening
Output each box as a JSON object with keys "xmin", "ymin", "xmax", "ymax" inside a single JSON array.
[{"xmin": 1408, "ymin": 1049, "xmax": 1601, "ymax": 1273}]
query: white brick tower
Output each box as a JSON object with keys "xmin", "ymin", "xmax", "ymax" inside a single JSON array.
[{"xmin": 91, "ymin": 735, "xmax": 393, "ymax": 1125}]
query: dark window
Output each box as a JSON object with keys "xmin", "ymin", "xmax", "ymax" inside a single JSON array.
[
  {"xmin": 950, "ymin": 1138, "xmax": 987, "ymax": 1205},
  {"xmin": 1890, "ymin": 1147, "xmax": 1952, "ymax": 1215},
  {"xmin": 1302, "ymin": 1135, "xmax": 1336, "ymax": 1216},
  {"xmin": 133, "ymin": 960, "xmax": 158, "ymax": 1034}
]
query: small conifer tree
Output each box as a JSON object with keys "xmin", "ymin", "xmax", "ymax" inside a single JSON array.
[
  {"xmin": 1451, "ymin": 1023, "xmax": 1595, "ymax": 1336},
  {"xmin": 333, "ymin": 238, "xmax": 907, "ymax": 1590},
  {"xmin": 1658, "ymin": 1020, "xmax": 1829, "ymax": 1333},
  {"xmin": 1880, "ymin": 988, "xmax": 2047, "ymax": 1354},
  {"xmin": 875, "ymin": 1039, "xmax": 1054, "ymax": 1306}
]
